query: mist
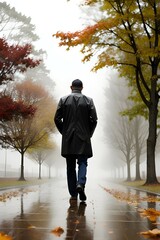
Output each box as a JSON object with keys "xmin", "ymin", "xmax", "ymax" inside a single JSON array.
[{"xmin": 2, "ymin": 0, "xmax": 159, "ymax": 183}]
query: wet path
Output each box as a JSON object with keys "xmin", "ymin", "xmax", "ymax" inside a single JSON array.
[{"xmin": 0, "ymin": 178, "xmax": 159, "ymax": 240}]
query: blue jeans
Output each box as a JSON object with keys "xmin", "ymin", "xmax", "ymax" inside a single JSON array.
[{"xmin": 66, "ymin": 156, "xmax": 88, "ymax": 197}]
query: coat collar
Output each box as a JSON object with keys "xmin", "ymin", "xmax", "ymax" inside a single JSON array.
[{"xmin": 72, "ymin": 89, "xmax": 82, "ymax": 94}]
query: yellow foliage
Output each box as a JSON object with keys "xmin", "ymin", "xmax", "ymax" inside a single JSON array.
[{"xmin": 53, "ymin": 0, "xmax": 160, "ymax": 75}]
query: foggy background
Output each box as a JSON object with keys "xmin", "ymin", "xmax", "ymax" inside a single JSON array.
[{"xmin": 1, "ymin": 0, "xmax": 160, "ymax": 181}]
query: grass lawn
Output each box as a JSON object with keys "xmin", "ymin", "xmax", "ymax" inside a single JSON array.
[
  {"xmin": 122, "ymin": 180, "xmax": 160, "ymax": 194},
  {"xmin": 0, "ymin": 178, "xmax": 50, "ymax": 189}
]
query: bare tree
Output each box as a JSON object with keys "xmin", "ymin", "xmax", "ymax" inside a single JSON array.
[
  {"xmin": 105, "ymin": 76, "xmax": 147, "ymax": 181},
  {"xmin": 27, "ymin": 137, "xmax": 56, "ymax": 179}
]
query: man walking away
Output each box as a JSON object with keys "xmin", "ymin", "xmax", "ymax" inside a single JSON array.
[{"xmin": 54, "ymin": 79, "xmax": 97, "ymax": 201}]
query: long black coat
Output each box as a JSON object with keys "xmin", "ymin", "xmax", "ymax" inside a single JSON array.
[{"xmin": 54, "ymin": 90, "xmax": 97, "ymax": 158}]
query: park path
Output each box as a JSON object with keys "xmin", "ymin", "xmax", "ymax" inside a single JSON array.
[{"xmin": 0, "ymin": 177, "xmax": 159, "ymax": 240}]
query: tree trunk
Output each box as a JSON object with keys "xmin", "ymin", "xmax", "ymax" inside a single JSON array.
[
  {"xmin": 135, "ymin": 160, "xmax": 141, "ymax": 181},
  {"xmin": 145, "ymin": 80, "xmax": 159, "ymax": 184},
  {"xmin": 126, "ymin": 160, "xmax": 131, "ymax": 181},
  {"xmin": 135, "ymin": 147, "xmax": 141, "ymax": 181},
  {"xmin": 19, "ymin": 151, "xmax": 25, "ymax": 181},
  {"xmin": 134, "ymin": 118, "xmax": 141, "ymax": 181},
  {"xmin": 48, "ymin": 166, "xmax": 51, "ymax": 179},
  {"xmin": 38, "ymin": 163, "xmax": 41, "ymax": 179}
]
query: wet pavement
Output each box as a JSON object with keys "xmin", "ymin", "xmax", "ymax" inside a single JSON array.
[{"xmin": 0, "ymin": 177, "xmax": 160, "ymax": 240}]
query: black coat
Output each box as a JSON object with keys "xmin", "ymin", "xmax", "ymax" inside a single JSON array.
[{"xmin": 54, "ymin": 90, "xmax": 97, "ymax": 158}]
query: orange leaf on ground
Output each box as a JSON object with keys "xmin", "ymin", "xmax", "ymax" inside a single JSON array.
[
  {"xmin": 140, "ymin": 228, "xmax": 160, "ymax": 236},
  {"xmin": 0, "ymin": 232, "xmax": 13, "ymax": 240},
  {"xmin": 138, "ymin": 208, "xmax": 160, "ymax": 222},
  {"xmin": 51, "ymin": 227, "xmax": 64, "ymax": 237}
]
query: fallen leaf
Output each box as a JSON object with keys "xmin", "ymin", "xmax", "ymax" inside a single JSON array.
[
  {"xmin": 140, "ymin": 228, "xmax": 160, "ymax": 236},
  {"xmin": 138, "ymin": 208, "xmax": 160, "ymax": 222},
  {"xmin": 0, "ymin": 232, "xmax": 13, "ymax": 240},
  {"xmin": 51, "ymin": 227, "xmax": 64, "ymax": 237},
  {"xmin": 0, "ymin": 189, "xmax": 36, "ymax": 202},
  {"xmin": 28, "ymin": 225, "xmax": 36, "ymax": 229},
  {"xmin": 102, "ymin": 187, "xmax": 160, "ymax": 205}
]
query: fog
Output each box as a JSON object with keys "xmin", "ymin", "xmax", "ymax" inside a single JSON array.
[{"xmin": 2, "ymin": 0, "xmax": 159, "ymax": 181}]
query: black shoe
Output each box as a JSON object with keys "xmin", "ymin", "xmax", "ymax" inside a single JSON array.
[{"xmin": 76, "ymin": 184, "xmax": 87, "ymax": 201}]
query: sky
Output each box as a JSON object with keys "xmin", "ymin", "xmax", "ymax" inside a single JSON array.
[
  {"xmin": 1, "ymin": 0, "xmax": 115, "ymax": 178},
  {"xmin": 4, "ymin": 0, "xmax": 109, "ymax": 98}
]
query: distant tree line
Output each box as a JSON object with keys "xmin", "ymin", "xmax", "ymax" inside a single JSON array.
[{"xmin": 0, "ymin": 2, "xmax": 56, "ymax": 180}]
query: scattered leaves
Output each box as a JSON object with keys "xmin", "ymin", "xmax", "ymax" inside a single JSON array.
[
  {"xmin": 103, "ymin": 187, "xmax": 160, "ymax": 205},
  {"xmin": 103, "ymin": 187, "xmax": 140, "ymax": 206},
  {"xmin": 140, "ymin": 228, "xmax": 160, "ymax": 237},
  {"xmin": 138, "ymin": 208, "xmax": 160, "ymax": 222},
  {"xmin": 51, "ymin": 227, "xmax": 64, "ymax": 237},
  {"xmin": 0, "ymin": 232, "xmax": 13, "ymax": 240},
  {"xmin": 103, "ymin": 186, "xmax": 160, "ymax": 236},
  {"xmin": 0, "ymin": 188, "xmax": 36, "ymax": 202}
]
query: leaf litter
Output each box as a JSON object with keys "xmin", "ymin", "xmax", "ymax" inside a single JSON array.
[
  {"xmin": 103, "ymin": 186, "xmax": 160, "ymax": 237},
  {"xmin": 0, "ymin": 188, "xmax": 36, "ymax": 202},
  {"xmin": 51, "ymin": 227, "xmax": 64, "ymax": 237},
  {"xmin": 0, "ymin": 232, "xmax": 13, "ymax": 240},
  {"xmin": 0, "ymin": 188, "xmax": 37, "ymax": 239}
]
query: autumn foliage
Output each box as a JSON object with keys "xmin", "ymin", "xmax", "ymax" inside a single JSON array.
[
  {"xmin": 0, "ymin": 80, "xmax": 56, "ymax": 180},
  {"xmin": 0, "ymin": 37, "xmax": 40, "ymax": 122},
  {"xmin": 0, "ymin": 95, "xmax": 36, "ymax": 121},
  {"xmin": 0, "ymin": 37, "xmax": 40, "ymax": 85},
  {"xmin": 53, "ymin": 0, "xmax": 160, "ymax": 185}
]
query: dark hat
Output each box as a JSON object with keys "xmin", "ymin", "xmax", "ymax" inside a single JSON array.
[{"xmin": 71, "ymin": 79, "xmax": 83, "ymax": 88}]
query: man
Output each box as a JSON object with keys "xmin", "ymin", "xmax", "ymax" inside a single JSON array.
[{"xmin": 54, "ymin": 79, "xmax": 97, "ymax": 201}]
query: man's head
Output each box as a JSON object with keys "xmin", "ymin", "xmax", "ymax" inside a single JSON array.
[{"xmin": 71, "ymin": 79, "xmax": 83, "ymax": 91}]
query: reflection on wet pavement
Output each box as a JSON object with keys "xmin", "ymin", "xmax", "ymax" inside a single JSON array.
[
  {"xmin": 0, "ymin": 178, "xmax": 160, "ymax": 239},
  {"xmin": 65, "ymin": 201, "xmax": 93, "ymax": 239}
]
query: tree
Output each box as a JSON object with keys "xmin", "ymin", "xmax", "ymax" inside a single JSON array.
[
  {"xmin": 53, "ymin": 0, "xmax": 160, "ymax": 184},
  {"xmin": 131, "ymin": 116, "xmax": 147, "ymax": 180},
  {"xmin": 27, "ymin": 136, "xmax": 56, "ymax": 179},
  {"xmin": 105, "ymin": 75, "xmax": 147, "ymax": 181},
  {"xmin": 45, "ymin": 151, "xmax": 56, "ymax": 179},
  {"xmin": 0, "ymin": 2, "xmax": 53, "ymax": 91},
  {"xmin": 0, "ymin": 37, "xmax": 40, "ymax": 142},
  {"xmin": 0, "ymin": 2, "xmax": 39, "ymax": 44},
  {"xmin": 0, "ymin": 80, "xmax": 56, "ymax": 180},
  {"xmin": 0, "ymin": 37, "xmax": 40, "ymax": 85},
  {"xmin": 114, "ymin": 116, "xmax": 135, "ymax": 181},
  {"xmin": 0, "ymin": 95, "xmax": 36, "ymax": 121}
]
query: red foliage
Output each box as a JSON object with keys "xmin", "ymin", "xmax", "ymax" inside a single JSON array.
[
  {"xmin": 0, "ymin": 38, "xmax": 41, "ymax": 85},
  {"xmin": 0, "ymin": 96, "xmax": 36, "ymax": 121}
]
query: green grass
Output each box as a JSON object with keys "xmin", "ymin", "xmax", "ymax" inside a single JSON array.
[
  {"xmin": 121, "ymin": 180, "xmax": 160, "ymax": 194},
  {"xmin": 0, "ymin": 178, "xmax": 49, "ymax": 189}
]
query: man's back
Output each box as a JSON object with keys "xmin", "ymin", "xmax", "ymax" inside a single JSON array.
[
  {"xmin": 54, "ymin": 89, "xmax": 97, "ymax": 157},
  {"xmin": 54, "ymin": 79, "xmax": 97, "ymax": 201},
  {"xmin": 61, "ymin": 91, "xmax": 95, "ymax": 140}
]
